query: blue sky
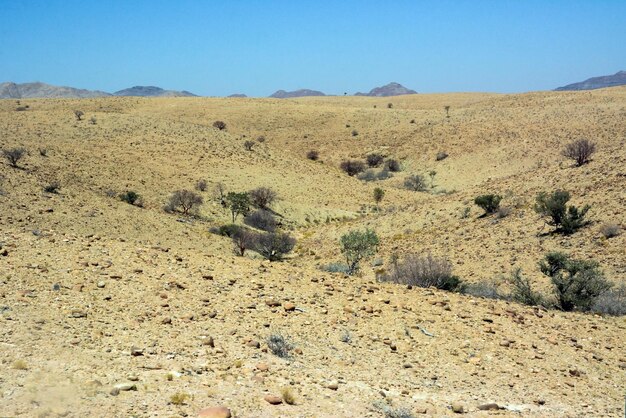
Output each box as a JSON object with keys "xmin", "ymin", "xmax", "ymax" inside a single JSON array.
[{"xmin": 0, "ymin": 0, "xmax": 624, "ymax": 96}]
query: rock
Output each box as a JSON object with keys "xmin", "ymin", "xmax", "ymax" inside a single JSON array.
[
  {"xmin": 283, "ymin": 302, "xmax": 296, "ymax": 311},
  {"xmin": 264, "ymin": 394, "xmax": 282, "ymax": 405},
  {"xmin": 130, "ymin": 346, "xmax": 144, "ymax": 356},
  {"xmin": 451, "ymin": 402, "xmax": 464, "ymax": 413},
  {"xmin": 161, "ymin": 317, "xmax": 172, "ymax": 324},
  {"xmin": 256, "ymin": 362, "xmax": 269, "ymax": 372},
  {"xmin": 197, "ymin": 406, "xmax": 232, "ymax": 418},
  {"xmin": 71, "ymin": 310, "xmax": 87, "ymax": 318},
  {"xmin": 327, "ymin": 380, "xmax": 339, "ymax": 390},
  {"xmin": 266, "ymin": 299, "xmax": 281, "ymax": 307},
  {"xmin": 247, "ymin": 340, "xmax": 260, "ymax": 348},
  {"xmin": 499, "ymin": 340, "xmax": 511, "ymax": 347},
  {"xmin": 97, "ymin": 281, "xmax": 106, "ymax": 288},
  {"xmin": 202, "ymin": 336, "xmax": 215, "ymax": 347},
  {"xmin": 111, "ymin": 382, "xmax": 137, "ymax": 395},
  {"xmin": 478, "ymin": 403, "xmax": 501, "ymax": 411}
]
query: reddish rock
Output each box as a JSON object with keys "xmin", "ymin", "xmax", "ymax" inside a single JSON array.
[
  {"xmin": 197, "ymin": 406, "xmax": 231, "ymax": 418},
  {"xmin": 264, "ymin": 394, "xmax": 283, "ymax": 405}
]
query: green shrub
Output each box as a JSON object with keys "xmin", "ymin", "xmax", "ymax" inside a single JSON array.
[
  {"xmin": 474, "ymin": 194, "xmax": 502, "ymax": 214},
  {"xmin": 225, "ymin": 192, "xmax": 250, "ymax": 222},
  {"xmin": 505, "ymin": 268, "xmax": 544, "ymax": 306},
  {"xmin": 539, "ymin": 252, "xmax": 611, "ymax": 312},
  {"xmin": 535, "ymin": 190, "xmax": 590, "ymax": 234},
  {"xmin": 254, "ymin": 232, "xmax": 296, "ymax": 261},
  {"xmin": 340, "ymin": 229, "xmax": 379, "ymax": 275},
  {"xmin": 373, "ymin": 187, "xmax": 385, "ymax": 205},
  {"xmin": 120, "ymin": 191, "xmax": 140, "ymax": 205}
]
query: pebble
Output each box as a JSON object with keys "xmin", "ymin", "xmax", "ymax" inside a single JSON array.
[
  {"xmin": 478, "ymin": 403, "xmax": 501, "ymax": 411},
  {"xmin": 264, "ymin": 395, "xmax": 283, "ymax": 405},
  {"xmin": 97, "ymin": 281, "xmax": 106, "ymax": 288},
  {"xmin": 451, "ymin": 402, "xmax": 464, "ymax": 413},
  {"xmin": 283, "ymin": 302, "xmax": 296, "ymax": 311},
  {"xmin": 327, "ymin": 380, "xmax": 339, "ymax": 390},
  {"xmin": 197, "ymin": 406, "xmax": 232, "ymax": 418}
]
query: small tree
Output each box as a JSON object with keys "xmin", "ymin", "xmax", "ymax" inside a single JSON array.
[
  {"xmin": 539, "ymin": 252, "xmax": 611, "ymax": 312},
  {"xmin": 562, "ymin": 139, "xmax": 596, "ymax": 167},
  {"xmin": 474, "ymin": 194, "xmax": 502, "ymax": 215},
  {"xmin": 232, "ymin": 227, "xmax": 258, "ymax": 256},
  {"xmin": 2, "ymin": 147, "xmax": 27, "ymax": 168},
  {"xmin": 306, "ymin": 150, "xmax": 319, "ymax": 161},
  {"xmin": 340, "ymin": 160, "xmax": 366, "ymax": 176},
  {"xmin": 212, "ymin": 120, "xmax": 227, "ymax": 130},
  {"xmin": 404, "ymin": 174, "xmax": 427, "ymax": 191},
  {"xmin": 254, "ymin": 232, "xmax": 296, "ymax": 261},
  {"xmin": 226, "ymin": 192, "xmax": 250, "ymax": 222},
  {"xmin": 249, "ymin": 187, "xmax": 277, "ymax": 209},
  {"xmin": 74, "ymin": 110, "xmax": 84, "ymax": 121},
  {"xmin": 214, "ymin": 182, "xmax": 226, "ymax": 206},
  {"xmin": 340, "ymin": 229, "xmax": 379, "ymax": 275},
  {"xmin": 373, "ymin": 187, "xmax": 385, "ymax": 206},
  {"xmin": 444, "ymin": 105, "xmax": 450, "ymax": 118},
  {"xmin": 167, "ymin": 189, "xmax": 203, "ymax": 215},
  {"xmin": 535, "ymin": 190, "xmax": 590, "ymax": 234}
]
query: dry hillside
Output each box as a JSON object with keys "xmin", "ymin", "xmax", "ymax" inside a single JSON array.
[{"xmin": 0, "ymin": 89, "xmax": 625, "ymax": 417}]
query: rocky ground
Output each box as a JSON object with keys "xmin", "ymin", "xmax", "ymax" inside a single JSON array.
[{"xmin": 0, "ymin": 89, "xmax": 624, "ymax": 417}]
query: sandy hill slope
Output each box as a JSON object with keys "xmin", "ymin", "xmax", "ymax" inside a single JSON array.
[{"xmin": 0, "ymin": 90, "xmax": 625, "ymax": 417}]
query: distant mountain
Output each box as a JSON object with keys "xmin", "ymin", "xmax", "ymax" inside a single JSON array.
[
  {"xmin": 228, "ymin": 93, "xmax": 247, "ymax": 98},
  {"xmin": 0, "ymin": 82, "xmax": 110, "ymax": 99},
  {"xmin": 113, "ymin": 86, "xmax": 196, "ymax": 97},
  {"xmin": 555, "ymin": 71, "xmax": 626, "ymax": 91},
  {"xmin": 355, "ymin": 82, "xmax": 417, "ymax": 97},
  {"xmin": 270, "ymin": 89, "xmax": 326, "ymax": 98}
]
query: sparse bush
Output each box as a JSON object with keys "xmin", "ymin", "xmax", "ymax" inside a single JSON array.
[
  {"xmin": 384, "ymin": 159, "xmax": 401, "ymax": 172},
  {"xmin": 15, "ymin": 106, "xmax": 28, "ymax": 111},
  {"xmin": 170, "ymin": 392, "xmax": 190, "ymax": 406},
  {"xmin": 535, "ymin": 190, "xmax": 590, "ymax": 234},
  {"xmin": 562, "ymin": 138, "xmax": 596, "ymax": 167},
  {"xmin": 195, "ymin": 179, "xmax": 208, "ymax": 192},
  {"xmin": 120, "ymin": 190, "xmax": 140, "ymax": 206},
  {"xmin": 496, "ymin": 205, "xmax": 511, "ymax": 219},
  {"xmin": 592, "ymin": 285, "xmax": 626, "ymax": 316},
  {"xmin": 210, "ymin": 223, "xmax": 240, "ymax": 237},
  {"xmin": 306, "ymin": 150, "xmax": 319, "ymax": 160},
  {"xmin": 385, "ymin": 408, "xmax": 415, "ymax": 418},
  {"xmin": 404, "ymin": 174, "xmax": 427, "ymax": 191},
  {"xmin": 43, "ymin": 182, "xmax": 60, "ymax": 194},
  {"xmin": 232, "ymin": 227, "xmax": 258, "ymax": 256},
  {"xmin": 539, "ymin": 252, "xmax": 612, "ymax": 312},
  {"xmin": 321, "ymin": 262, "xmax": 351, "ymax": 274},
  {"xmin": 74, "ymin": 110, "xmax": 84, "ymax": 121},
  {"xmin": 599, "ymin": 223, "xmax": 621, "ymax": 238},
  {"xmin": 249, "ymin": 187, "xmax": 277, "ymax": 209},
  {"xmin": 12, "ymin": 360, "xmax": 28, "ymax": 370},
  {"xmin": 340, "ymin": 229, "xmax": 379, "ymax": 275},
  {"xmin": 357, "ymin": 168, "xmax": 393, "ymax": 182},
  {"xmin": 256, "ymin": 135, "xmax": 266, "ymax": 143},
  {"xmin": 382, "ymin": 253, "xmax": 463, "ymax": 291},
  {"xmin": 474, "ymin": 194, "xmax": 502, "ymax": 215},
  {"xmin": 436, "ymin": 151, "xmax": 448, "ymax": 161},
  {"xmin": 387, "ymin": 103, "xmax": 393, "ymax": 109},
  {"xmin": 212, "ymin": 120, "xmax": 226, "ymax": 130},
  {"xmin": 244, "ymin": 209, "xmax": 277, "ymax": 232},
  {"xmin": 505, "ymin": 268, "xmax": 544, "ymax": 306},
  {"xmin": 3, "ymin": 147, "xmax": 27, "ymax": 168},
  {"xmin": 267, "ymin": 334, "xmax": 294, "ymax": 358},
  {"xmin": 373, "ymin": 187, "xmax": 385, "ymax": 205},
  {"xmin": 461, "ymin": 281, "xmax": 504, "ymax": 300},
  {"xmin": 281, "ymin": 387, "xmax": 297, "ymax": 405},
  {"xmin": 167, "ymin": 189, "xmax": 203, "ymax": 215},
  {"xmin": 254, "ymin": 232, "xmax": 296, "ymax": 261},
  {"xmin": 366, "ymin": 153, "xmax": 385, "ymax": 167},
  {"xmin": 89, "ymin": 116, "xmax": 97, "ymax": 125},
  {"xmin": 214, "ymin": 182, "xmax": 226, "ymax": 205},
  {"xmin": 340, "ymin": 160, "xmax": 366, "ymax": 176},
  {"xmin": 244, "ymin": 140, "xmax": 255, "ymax": 151},
  {"xmin": 225, "ymin": 192, "xmax": 250, "ymax": 222}
]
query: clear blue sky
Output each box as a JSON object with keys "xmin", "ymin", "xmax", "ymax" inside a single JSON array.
[{"xmin": 0, "ymin": 0, "xmax": 624, "ymax": 96}]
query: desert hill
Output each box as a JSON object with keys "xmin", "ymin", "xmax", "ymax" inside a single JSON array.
[
  {"xmin": 0, "ymin": 81, "xmax": 110, "ymax": 99},
  {"xmin": 269, "ymin": 89, "xmax": 326, "ymax": 98},
  {"xmin": 113, "ymin": 86, "xmax": 197, "ymax": 97},
  {"xmin": 355, "ymin": 82, "xmax": 417, "ymax": 97},
  {"xmin": 0, "ymin": 90, "xmax": 625, "ymax": 417},
  {"xmin": 555, "ymin": 70, "xmax": 626, "ymax": 91}
]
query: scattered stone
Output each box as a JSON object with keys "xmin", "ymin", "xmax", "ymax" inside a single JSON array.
[
  {"xmin": 71, "ymin": 310, "xmax": 87, "ymax": 318},
  {"xmin": 202, "ymin": 336, "xmax": 215, "ymax": 347},
  {"xmin": 478, "ymin": 403, "xmax": 501, "ymax": 411},
  {"xmin": 97, "ymin": 281, "xmax": 106, "ymax": 288},
  {"xmin": 327, "ymin": 380, "xmax": 339, "ymax": 390},
  {"xmin": 256, "ymin": 363, "xmax": 269, "ymax": 372},
  {"xmin": 197, "ymin": 406, "xmax": 232, "ymax": 418},
  {"xmin": 247, "ymin": 340, "xmax": 260, "ymax": 349},
  {"xmin": 130, "ymin": 346, "xmax": 144, "ymax": 356},
  {"xmin": 161, "ymin": 317, "xmax": 172, "ymax": 325},
  {"xmin": 264, "ymin": 395, "xmax": 283, "ymax": 405},
  {"xmin": 283, "ymin": 302, "xmax": 296, "ymax": 312},
  {"xmin": 451, "ymin": 402, "xmax": 464, "ymax": 413}
]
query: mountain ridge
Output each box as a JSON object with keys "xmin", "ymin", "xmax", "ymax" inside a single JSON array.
[
  {"xmin": 555, "ymin": 70, "xmax": 626, "ymax": 91},
  {"xmin": 355, "ymin": 82, "xmax": 417, "ymax": 97}
]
